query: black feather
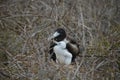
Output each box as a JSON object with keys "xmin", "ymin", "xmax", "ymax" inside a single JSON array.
[
  {"xmin": 66, "ymin": 42, "xmax": 79, "ymax": 62},
  {"xmin": 49, "ymin": 42, "xmax": 56, "ymax": 61}
]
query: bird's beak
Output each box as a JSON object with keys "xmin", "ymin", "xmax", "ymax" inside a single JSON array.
[
  {"xmin": 48, "ymin": 36, "xmax": 54, "ymax": 41},
  {"xmin": 48, "ymin": 32, "xmax": 60, "ymax": 41}
]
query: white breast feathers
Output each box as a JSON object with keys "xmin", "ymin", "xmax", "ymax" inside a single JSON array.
[{"xmin": 53, "ymin": 41, "xmax": 72, "ymax": 65}]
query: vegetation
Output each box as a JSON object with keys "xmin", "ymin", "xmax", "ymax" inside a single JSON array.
[{"xmin": 0, "ymin": 0, "xmax": 120, "ymax": 80}]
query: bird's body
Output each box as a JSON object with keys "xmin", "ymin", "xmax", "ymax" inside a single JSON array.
[
  {"xmin": 49, "ymin": 28, "xmax": 79, "ymax": 65},
  {"xmin": 53, "ymin": 41, "xmax": 72, "ymax": 65}
]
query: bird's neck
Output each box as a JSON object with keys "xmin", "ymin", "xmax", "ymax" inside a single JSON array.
[{"xmin": 63, "ymin": 38, "xmax": 69, "ymax": 43}]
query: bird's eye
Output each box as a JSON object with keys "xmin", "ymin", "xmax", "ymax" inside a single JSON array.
[{"xmin": 55, "ymin": 38, "xmax": 57, "ymax": 41}]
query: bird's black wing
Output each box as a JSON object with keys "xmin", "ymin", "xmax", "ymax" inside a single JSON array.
[
  {"xmin": 66, "ymin": 42, "xmax": 80, "ymax": 62},
  {"xmin": 49, "ymin": 42, "xmax": 57, "ymax": 61}
]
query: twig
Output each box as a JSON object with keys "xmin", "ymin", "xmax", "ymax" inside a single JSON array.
[
  {"xmin": 78, "ymin": 54, "xmax": 110, "ymax": 58},
  {"xmin": 72, "ymin": 56, "xmax": 84, "ymax": 80}
]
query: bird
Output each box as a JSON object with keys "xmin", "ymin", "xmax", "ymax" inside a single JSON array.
[{"xmin": 48, "ymin": 28, "xmax": 80, "ymax": 65}]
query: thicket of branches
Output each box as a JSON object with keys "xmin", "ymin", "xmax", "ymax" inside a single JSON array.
[{"xmin": 0, "ymin": 0, "xmax": 120, "ymax": 80}]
